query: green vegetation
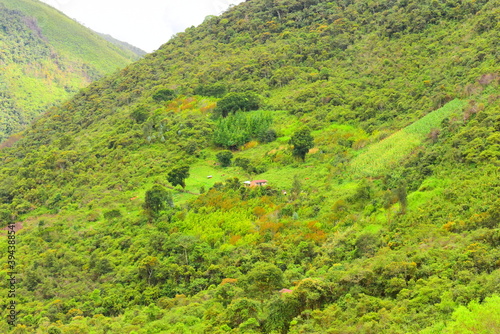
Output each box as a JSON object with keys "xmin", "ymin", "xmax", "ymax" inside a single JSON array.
[
  {"xmin": 350, "ymin": 99, "xmax": 467, "ymax": 177},
  {"xmin": 0, "ymin": 0, "xmax": 139, "ymax": 142},
  {"xmin": 215, "ymin": 91, "xmax": 261, "ymax": 117},
  {"xmin": 167, "ymin": 165, "xmax": 191, "ymax": 189},
  {"xmin": 216, "ymin": 150, "xmax": 234, "ymax": 167},
  {"xmin": 143, "ymin": 185, "xmax": 173, "ymax": 221},
  {"xmin": 97, "ymin": 32, "xmax": 146, "ymax": 59},
  {"xmin": 289, "ymin": 128, "xmax": 314, "ymax": 161},
  {"xmin": 213, "ymin": 110, "xmax": 274, "ymax": 149},
  {"xmin": 0, "ymin": 0, "xmax": 500, "ymax": 333}
]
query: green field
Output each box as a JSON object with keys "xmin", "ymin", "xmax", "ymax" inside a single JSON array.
[{"xmin": 350, "ymin": 99, "xmax": 466, "ymax": 177}]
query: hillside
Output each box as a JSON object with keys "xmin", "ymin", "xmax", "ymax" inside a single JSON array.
[
  {"xmin": 97, "ymin": 32, "xmax": 147, "ymax": 58},
  {"xmin": 0, "ymin": 0, "xmax": 141, "ymax": 142},
  {"xmin": 1, "ymin": 0, "xmax": 500, "ymax": 333}
]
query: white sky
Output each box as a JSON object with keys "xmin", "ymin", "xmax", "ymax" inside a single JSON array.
[{"xmin": 38, "ymin": 0, "xmax": 246, "ymax": 52}]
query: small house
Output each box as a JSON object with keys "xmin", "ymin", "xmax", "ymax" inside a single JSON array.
[{"xmin": 250, "ymin": 180, "xmax": 268, "ymax": 187}]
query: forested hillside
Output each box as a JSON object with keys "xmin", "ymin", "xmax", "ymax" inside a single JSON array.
[
  {"xmin": 0, "ymin": 0, "xmax": 141, "ymax": 143},
  {"xmin": 97, "ymin": 32, "xmax": 147, "ymax": 58},
  {"xmin": 0, "ymin": 0, "xmax": 499, "ymax": 333}
]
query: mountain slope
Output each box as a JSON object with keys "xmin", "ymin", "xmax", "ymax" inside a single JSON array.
[
  {"xmin": 0, "ymin": 0, "xmax": 499, "ymax": 333},
  {"xmin": 97, "ymin": 32, "xmax": 147, "ymax": 58},
  {"xmin": 0, "ymin": 0, "xmax": 140, "ymax": 142}
]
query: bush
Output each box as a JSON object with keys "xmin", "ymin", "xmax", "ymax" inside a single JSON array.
[
  {"xmin": 103, "ymin": 209, "xmax": 122, "ymax": 220},
  {"xmin": 258, "ymin": 128, "xmax": 277, "ymax": 143},
  {"xmin": 234, "ymin": 157, "xmax": 251, "ymax": 170}
]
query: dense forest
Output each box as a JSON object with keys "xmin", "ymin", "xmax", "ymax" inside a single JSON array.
[
  {"xmin": 0, "ymin": 0, "xmax": 499, "ymax": 333},
  {"xmin": 0, "ymin": 0, "xmax": 141, "ymax": 143}
]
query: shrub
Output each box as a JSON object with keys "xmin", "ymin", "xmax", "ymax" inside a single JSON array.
[
  {"xmin": 103, "ymin": 209, "xmax": 122, "ymax": 220},
  {"xmin": 258, "ymin": 128, "xmax": 277, "ymax": 143}
]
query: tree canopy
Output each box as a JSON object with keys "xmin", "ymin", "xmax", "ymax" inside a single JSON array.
[{"xmin": 289, "ymin": 128, "xmax": 314, "ymax": 161}]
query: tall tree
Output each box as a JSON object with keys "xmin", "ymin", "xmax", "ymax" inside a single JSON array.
[
  {"xmin": 167, "ymin": 165, "xmax": 190, "ymax": 189},
  {"xmin": 289, "ymin": 128, "xmax": 314, "ymax": 161},
  {"xmin": 143, "ymin": 185, "xmax": 173, "ymax": 220}
]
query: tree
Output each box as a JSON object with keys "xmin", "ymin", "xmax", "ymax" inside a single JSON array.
[
  {"xmin": 246, "ymin": 262, "xmax": 284, "ymax": 300},
  {"xmin": 395, "ymin": 181, "xmax": 408, "ymax": 214},
  {"xmin": 289, "ymin": 128, "xmax": 314, "ymax": 161},
  {"xmin": 194, "ymin": 82, "xmax": 227, "ymax": 97},
  {"xmin": 215, "ymin": 92, "xmax": 261, "ymax": 118},
  {"xmin": 167, "ymin": 165, "xmax": 190, "ymax": 189},
  {"xmin": 152, "ymin": 88, "xmax": 175, "ymax": 102},
  {"xmin": 130, "ymin": 106, "xmax": 149, "ymax": 123},
  {"xmin": 143, "ymin": 185, "xmax": 173, "ymax": 220},
  {"xmin": 216, "ymin": 150, "xmax": 233, "ymax": 167}
]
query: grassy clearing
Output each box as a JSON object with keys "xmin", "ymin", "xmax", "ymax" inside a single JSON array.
[{"xmin": 350, "ymin": 99, "xmax": 466, "ymax": 177}]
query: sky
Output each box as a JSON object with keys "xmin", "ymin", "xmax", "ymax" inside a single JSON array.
[{"xmin": 38, "ymin": 0, "xmax": 246, "ymax": 53}]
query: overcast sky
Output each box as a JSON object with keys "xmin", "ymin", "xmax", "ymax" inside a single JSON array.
[{"xmin": 39, "ymin": 0, "xmax": 246, "ymax": 53}]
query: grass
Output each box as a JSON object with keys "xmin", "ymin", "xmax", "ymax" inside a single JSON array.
[
  {"xmin": 407, "ymin": 176, "xmax": 451, "ymax": 212},
  {"xmin": 349, "ymin": 99, "xmax": 466, "ymax": 177}
]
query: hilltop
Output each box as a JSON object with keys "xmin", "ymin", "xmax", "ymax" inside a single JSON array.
[
  {"xmin": 0, "ymin": 0, "xmax": 141, "ymax": 142},
  {"xmin": 0, "ymin": 0, "xmax": 499, "ymax": 333},
  {"xmin": 97, "ymin": 32, "xmax": 147, "ymax": 59}
]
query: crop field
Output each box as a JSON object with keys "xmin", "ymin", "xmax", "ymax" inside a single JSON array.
[{"xmin": 349, "ymin": 99, "xmax": 466, "ymax": 177}]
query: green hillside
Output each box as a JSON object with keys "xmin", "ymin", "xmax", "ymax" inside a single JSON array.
[
  {"xmin": 0, "ymin": 0, "xmax": 140, "ymax": 142},
  {"xmin": 0, "ymin": 0, "xmax": 500, "ymax": 333},
  {"xmin": 97, "ymin": 32, "xmax": 147, "ymax": 58}
]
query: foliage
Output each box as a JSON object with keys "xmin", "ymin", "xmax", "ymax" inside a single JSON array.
[
  {"xmin": 434, "ymin": 294, "xmax": 500, "ymax": 333},
  {"xmin": 194, "ymin": 82, "xmax": 227, "ymax": 98},
  {"xmin": 1, "ymin": 0, "xmax": 500, "ymax": 333},
  {"xmin": 289, "ymin": 128, "xmax": 314, "ymax": 161},
  {"xmin": 143, "ymin": 185, "xmax": 173, "ymax": 219},
  {"xmin": 152, "ymin": 88, "xmax": 176, "ymax": 102},
  {"xmin": 0, "ymin": 0, "xmax": 138, "ymax": 142},
  {"xmin": 167, "ymin": 166, "xmax": 190, "ymax": 189},
  {"xmin": 215, "ymin": 92, "xmax": 261, "ymax": 118},
  {"xmin": 216, "ymin": 150, "xmax": 233, "ymax": 167},
  {"xmin": 213, "ymin": 111, "xmax": 274, "ymax": 148},
  {"xmin": 130, "ymin": 106, "xmax": 149, "ymax": 123}
]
